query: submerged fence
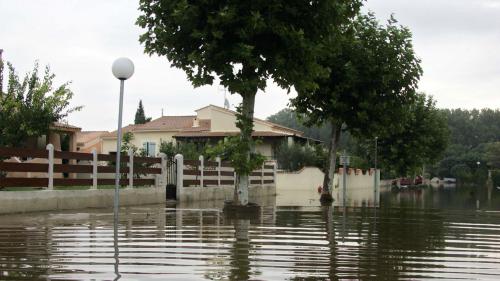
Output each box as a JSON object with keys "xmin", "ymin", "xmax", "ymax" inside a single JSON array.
[
  {"xmin": 0, "ymin": 145, "xmax": 175, "ymax": 189},
  {"xmin": 176, "ymin": 155, "xmax": 276, "ymax": 188}
]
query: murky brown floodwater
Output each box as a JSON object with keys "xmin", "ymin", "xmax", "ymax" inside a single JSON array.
[{"xmin": 1, "ymin": 185, "xmax": 500, "ymax": 280}]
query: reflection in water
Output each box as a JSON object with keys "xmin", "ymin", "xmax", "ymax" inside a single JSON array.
[
  {"xmin": 113, "ymin": 216, "xmax": 120, "ymax": 281},
  {"xmin": 0, "ymin": 185, "xmax": 499, "ymax": 280}
]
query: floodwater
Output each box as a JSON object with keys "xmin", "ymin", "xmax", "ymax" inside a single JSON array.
[{"xmin": 1, "ymin": 185, "xmax": 500, "ymax": 280}]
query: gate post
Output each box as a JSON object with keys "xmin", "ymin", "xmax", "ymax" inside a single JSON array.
[
  {"xmin": 273, "ymin": 161, "xmax": 277, "ymax": 185},
  {"xmin": 175, "ymin": 154, "xmax": 184, "ymax": 201},
  {"xmin": 261, "ymin": 162, "xmax": 265, "ymax": 185},
  {"xmin": 46, "ymin": 144, "xmax": 54, "ymax": 190},
  {"xmin": 156, "ymin": 153, "xmax": 167, "ymax": 188},
  {"xmin": 216, "ymin": 157, "xmax": 221, "ymax": 187},
  {"xmin": 91, "ymin": 149, "xmax": 98, "ymax": 190},
  {"xmin": 199, "ymin": 155, "xmax": 204, "ymax": 188},
  {"xmin": 128, "ymin": 148, "xmax": 134, "ymax": 189}
]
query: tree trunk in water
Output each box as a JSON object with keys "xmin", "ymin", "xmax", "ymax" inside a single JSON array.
[
  {"xmin": 321, "ymin": 122, "xmax": 342, "ymax": 202},
  {"xmin": 235, "ymin": 93, "xmax": 256, "ymax": 206}
]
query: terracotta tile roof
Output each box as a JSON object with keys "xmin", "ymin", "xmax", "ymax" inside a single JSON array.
[
  {"xmin": 175, "ymin": 131, "xmax": 296, "ymax": 138},
  {"xmin": 196, "ymin": 104, "xmax": 304, "ymax": 136},
  {"xmin": 101, "ymin": 116, "xmax": 210, "ymax": 138},
  {"xmin": 101, "ymin": 124, "xmax": 140, "ymax": 138},
  {"xmin": 50, "ymin": 122, "xmax": 82, "ymax": 132},
  {"xmin": 139, "ymin": 116, "xmax": 204, "ymax": 130},
  {"xmin": 76, "ymin": 131, "xmax": 108, "ymax": 144}
]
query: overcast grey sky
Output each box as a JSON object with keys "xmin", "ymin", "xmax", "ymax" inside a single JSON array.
[{"xmin": 1, "ymin": 0, "xmax": 499, "ymax": 131}]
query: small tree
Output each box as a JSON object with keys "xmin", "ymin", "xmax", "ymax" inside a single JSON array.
[
  {"xmin": 134, "ymin": 100, "xmax": 152, "ymax": 124},
  {"xmin": 275, "ymin": 142, "xmax": 327, "ymax": 172},
  {"xmin": 137, "ymin": 0, "xmax": 362, "ymax": 206},
  {"xmin": 291, "ymin": 13, "xmax": 423, "ymax": 201},
  {"xmin": 0, "ymin": 61, "xmax": 81, "ymax": 148}
]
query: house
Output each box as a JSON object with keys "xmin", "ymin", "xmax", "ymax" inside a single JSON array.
[
  {"xmin": 5, "ymin": 122, "xmax": 82, "ymax": 179},
  {"xmin": 76, "ymin": 131, "xmax": 108, "ymax": 153},
  {"xmin": 21, "ymin": 122, "xmax": 81, "ymax": 152},
  {"xmin": 100, "ymin": 105, "xmax": 316, "ymax": 159}
]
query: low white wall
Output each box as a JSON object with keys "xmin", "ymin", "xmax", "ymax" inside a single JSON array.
[
  {"xmin": 276, "ymin": 167, "xmax": 328, "ymax": 192},
  {"xmin": 276, "ymin": 167, "xmax": 379, "ymax": 206},
  {"xmin": 179, "ymin": 184, "xmax": 276, "ymax": 204},
  {"xmin": 276, "ymin": 167, "xmax": 378, "ymax": 191},
  {"xmin": 0, "ymin": 187, "xmax": 166, "ymax": 214}
]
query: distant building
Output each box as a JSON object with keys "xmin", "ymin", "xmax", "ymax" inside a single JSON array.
[
  {"xmin": 100, "ymin": 105, "xmax": 316, "ymax": 159},
  {"xmin": 76, "ymin": 131, "xmax": 108, "ymax": 153},
  {"xmin": 22, "ymin": 122, "xmax": 81, "ymax": 152}
]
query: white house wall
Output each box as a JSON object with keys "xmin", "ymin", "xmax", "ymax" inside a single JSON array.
[
  {"xmin": 199, "ymin": 106, "xmax": 275, "ymax": 132},
  {"xmin": 101, "ymin": 132, "xmax": 177, "ymax": 155},
  {"xmin": 256, "ymin": 142, "xmax": 273, "ymax": 158}
]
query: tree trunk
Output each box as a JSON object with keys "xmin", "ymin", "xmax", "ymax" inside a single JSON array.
[
  {"xmin": 235, "ymin": 92, "xmax": 256, "ymax": 206},
  {"xmin": 321, "ymin": 121, "xmax": 342, "ymax": 202}
]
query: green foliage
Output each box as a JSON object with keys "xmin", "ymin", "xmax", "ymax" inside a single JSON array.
[
  {"xmin": 292, "ymin": 13, "xmax": 422, "ymax": 139},
  {"xmin": 205, "ymin": 137, "xmax": 265, "ymax": 175},
  {"xmin": 274, "ymin": 142, "xmax": 327, "ymax": 172},
  {"xmin": 376, "ymin": 94, "xmax": 449, "ymax": 177},
  {"xmin": 0, "ymin": 61, "xmax": 80, "ymax": 148},
  {"xmin": 137, "ymin": 0, "xmax": 362, "ymax": 185},
  {"xmin": 267, "ymin": 108, "xmax": 333, "ymax": 145},
  {"xmin": 290, "ymin": 12, "xmax": 423, "ymax": 185},
  {"xmin": 137, "ymin": 0, "xmax": 361, "ymax": 95},
  {"xmin": 485, "ymin": 142, "xmax": 500, "ymax": 169},
  {"xmin": 491, "ymin": 171, "xmax": 500, "ymax": 188},
  {"xmin": 450, "ymin": 164, "xmax": 472, "ymax": 182},
  {"xmin": 134, "ymin": 100, "xmax": 151, "ymax": 125},
  {"xmin": 121, "ymin": 132, "xmax": 144, "ymax": 155},
  {"xmin": 431, "ymin": 109, "xmax": 500, "ymax": 180},
  {"xmin": 159, "ymin": 140, "xmax": 204, "ymax": 160}
]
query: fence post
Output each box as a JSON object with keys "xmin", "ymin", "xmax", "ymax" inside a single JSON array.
[
  {"xmin": 199, "ymin": 155, "xmax": 204, "ymax": 188},
  {"xmin": 157, "ymin": 153, "xmax": 167, "ymax": 188},
  {"xmin": 128, "ymin": 148, "xmax": 134, "ymax": 189},
  {"xmin": 261, "ymin": 162, "xmax": 265, "ymax": 185},
  {"xmin": 91, "ymin": 149, "xmax": 98, "ymax": 190},
  {"xmin": 273, "ymin": 161, "xmax": 277, "ymax": 185},
  {"xmin": 216, "ymin": 157, "xmax": 221, "ymax": 187},
  {"xmin": 175, "ymin": 154, "xmax": 184, "ymax": 201},
  {"xmin": 46, "ymin": 144, "xmax": 54, "ymax": 190},
  {"xmin": 234, "ymin": 170, "xmax": 237, "ymax": 188}
]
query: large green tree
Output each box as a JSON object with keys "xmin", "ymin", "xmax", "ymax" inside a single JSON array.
[
  {"xmin": 137, "ymin": 0, "xmax": 362, "ymax": 206},
  {"xmin": 0, "ymin": 61, "xmax": 80, "ymax": 148},
  {"xmin": 291, "ymin": 13, "xmax": 422, "ymax": 200}
]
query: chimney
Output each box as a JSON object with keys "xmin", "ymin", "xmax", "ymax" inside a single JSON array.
[{"xmin": 192, "ymin": 117, "xmax": 199, "ymax": 127}]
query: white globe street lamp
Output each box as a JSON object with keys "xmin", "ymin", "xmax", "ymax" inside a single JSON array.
[{"xmin": 112, "ymin": 57, "xmax": 134, "ymax": 224}]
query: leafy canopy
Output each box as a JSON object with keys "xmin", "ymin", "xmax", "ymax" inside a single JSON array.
[
  {"xmin": 292, "ymin": 13, "xmax": 422, "ymax": 138},
  {"xmin": 137, "ymin": 0, "xmax": 362, "ymax": 96},
  {"xmin": 376, "ymin": 93, "xmax": 449, "ymax": 176},
  {"xmin": 0, "ymin": 62, "xmax": 81, "ymax": 147}
]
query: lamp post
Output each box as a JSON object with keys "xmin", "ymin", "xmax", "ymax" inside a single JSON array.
[
  {"xmin": 373, "ymin": 137, "xmax": 378, "ymax": 206},
  {"xmin": 111, "ymin": 57, "xmax": 134, "ymax": 222}
]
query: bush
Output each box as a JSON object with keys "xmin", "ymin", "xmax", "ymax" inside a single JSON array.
[
  {"xmin": 275, "ymin": 142, "xmax": 327, "ymax": 172},
  {"xmin": 159, "ymin": 140, "xmax": 206, "ymax": 160},
  {"xmin": 492, "ymin": 171, "xmax": 500, "ymax": 187}
]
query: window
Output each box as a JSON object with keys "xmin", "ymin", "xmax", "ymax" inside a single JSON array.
[{"xmin": 143, "ymin": 142, "xmax": 156, "ymax": 157}]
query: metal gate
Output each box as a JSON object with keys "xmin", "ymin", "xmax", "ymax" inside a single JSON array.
[{"xmin": 165, "ymin": 157, "xmax": 177, "ymax": 199}]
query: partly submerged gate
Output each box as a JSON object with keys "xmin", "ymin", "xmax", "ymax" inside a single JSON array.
[{"xmin": 165, "ymin": 157, "xmax": 177, "ymax": 199}]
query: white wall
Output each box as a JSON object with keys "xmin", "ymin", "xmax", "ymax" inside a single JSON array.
[
  {"xmin": 276, "ymin": 167, "xmax": 379, "ymax": 207},
  {"xmin": 101, "ymin": 131, "xmax": 176, "ymax": 155},
  {"xmin": 198, "ymin": 106, "xmax": 277, "ymax": 132},
  {"xmin": 256, "ymin": 142, "xmax": 273, "ymax": 158}
]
